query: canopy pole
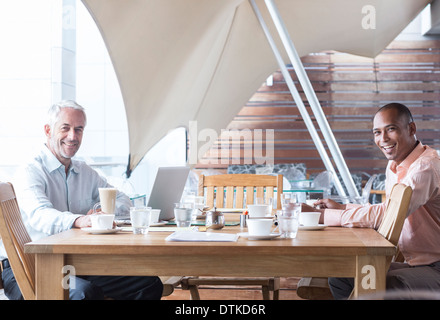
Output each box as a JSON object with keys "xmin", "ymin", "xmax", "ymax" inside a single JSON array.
[
  {"xmin": 249, "ymin": 0, "xmax": 347, "ymax": 196},
  {"xmin": 263, "ymin": 0, "xmax": 359, "ymax": 198}
]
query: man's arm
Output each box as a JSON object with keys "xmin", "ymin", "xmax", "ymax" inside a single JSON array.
[
  {"xmin": 16, "ymin": 167, "xmax": 82, "ymax": 235},
  {"xmin": 304, "ymin": 198, "xmax": 387, "ymax": 229}
]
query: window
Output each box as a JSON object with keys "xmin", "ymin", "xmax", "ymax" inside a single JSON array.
[{"xmin": 0, "ymin": 0, "xmax": 187, "ymax": 196}]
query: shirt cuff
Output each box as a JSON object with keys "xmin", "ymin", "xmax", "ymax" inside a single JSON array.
[
  {"xmin": 323, "ymin": 209, "xmax": 342, "ymax": 226},
  {"xmin": 67, "ymin": 214, "xmax": 84, "ymax": 229}
]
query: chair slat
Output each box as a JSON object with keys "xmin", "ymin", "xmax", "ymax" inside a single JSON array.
[
  {"xmin": 216, "ymin": 187, "xmax": 224, "ymax": 208},
  {"xmin": 206, "ymin": 186, "xmax": 215, "ymax": 208},
  {"xmin": 245, "ymin": 186, "xmax": 254, "ymax": 206},
  {"xmin": 235, "ymin": 186, "xmax": 244, "ymax": 208},
  {"xmin": 225, "ymin": 186, "xmax": 234, "ymax": 208},
  {"xmin": 266, "ymin": 187, "xmax": 274, "ymax": 201},
  {"xmin": 255, "ymin": 187, "xmax": 264, "ymax": 200}
]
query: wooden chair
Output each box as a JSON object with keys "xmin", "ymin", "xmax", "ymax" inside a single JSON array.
[
  {"xmin": 160, "ymin": 276, "xmax": 185, "ymax": 297},
  {"xmin": 296, "ymin": 183, "xmax": 413, "ymax": 300},
  {"xmin": 198, "ymin": 173, "xmax": 283, "ymax": 210},
  {"xmin": 0, "ymin": 235, "xmax": 3, "ymax": 290},
  {"xmin": 180, "ymin": 174, "xmax": 283, "ymax": 300},
  {"xmin": 0, "ymin": 182, "xmax": 35, "ymax": 300}
]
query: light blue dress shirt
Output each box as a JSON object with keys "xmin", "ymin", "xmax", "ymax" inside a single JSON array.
[{"xmin": 12, "ymin": 145, "xmax": 132, "ymax": 242}]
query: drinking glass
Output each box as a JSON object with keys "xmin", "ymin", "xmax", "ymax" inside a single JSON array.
[
  {"xmin": 281, "ymin": 193, "xmax": 300, "ymax": 211},
  {"xmin": 277, "ymin": 209, "xmax": 299, "ymax": 239},
  {"xmin": 174, "ymin": 203, "xmax": 194, "ymax": 228},
  {"xmin": 130, "ymin": 206, "xmax": 151, "ymax": 234}
]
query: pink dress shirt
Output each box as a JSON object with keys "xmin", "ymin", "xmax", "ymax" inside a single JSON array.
[{"xmin": 324, "ymin": 142, "xmax": 440, "ymax": 266}]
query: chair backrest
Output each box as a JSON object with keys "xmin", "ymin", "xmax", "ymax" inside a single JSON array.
[
  {"xmin": 198, "ymin": 174, "xmax": 283, "ymax": 210},
  {"xmin": 377, "ymin": 183, "xmax": 412, "ymax": 264},
  {"xmin": 0, "ymin": 182, "xmax": 35, "ymax": 300}
]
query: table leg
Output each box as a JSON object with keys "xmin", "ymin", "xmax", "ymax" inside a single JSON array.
[
  {"xmin": 353, "ymin": 255, "xmax": 387, "ymax": 299},
  {"xmin": 35, "ymin": 254, "xmax": 68, "ymax": 300}
]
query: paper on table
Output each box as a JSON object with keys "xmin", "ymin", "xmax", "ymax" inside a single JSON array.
[{"xmin": 166, "ymin": 231, "xmax": 239, "ymax": 242}]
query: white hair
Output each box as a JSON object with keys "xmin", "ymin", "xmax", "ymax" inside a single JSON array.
[{"xmin": 47, "ymin": 100, "xmax": 87, "ymax": 129}]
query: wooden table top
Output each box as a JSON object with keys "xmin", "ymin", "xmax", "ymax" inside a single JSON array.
[{"xmin": 25, "ymin": 224, "xmax": 396, "ymax": 257}]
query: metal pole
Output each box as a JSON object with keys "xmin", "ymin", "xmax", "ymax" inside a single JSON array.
[
  {"xmin": 249, "ymin": 0, "xmax": 346, "ymax": 196},
  {"xmin": 263, "ymin": 0, "xmax": 359, "ymax": 198}
]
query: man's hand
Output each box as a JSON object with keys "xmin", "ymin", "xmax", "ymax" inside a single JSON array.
[
  {"xmin": 73, "ymin": 208, "xmax": 98, "ymax": 228},
  {"xmin": 300, "ymin": 203, "xmax": 321, "ymax": 212},
  {"xmin": 73, "ymin": 214, "xmax": 92, "ymax": 228},
  {"xmin": 313, "ymin": 198, "xmax": 346, "ymax": 210},
  {"xmin": 73, "ymin": 208, "xmax": 116, "ymax": 229}
]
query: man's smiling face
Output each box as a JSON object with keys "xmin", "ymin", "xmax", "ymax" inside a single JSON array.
[
  {"xmin": 45, "ymin": 107, "xmax": 85, "ymax": 168},
  {"xmin": 373, "ymin": 107, "xmax": 417, "ymax": 165}
]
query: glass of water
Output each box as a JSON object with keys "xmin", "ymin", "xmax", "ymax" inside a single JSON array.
[
  {"xmin": 277, "ymin": 208, "xmax": 299, "ymax": 239},
  {"xmin": 174, "ymin": 203, "xmax": 194, "ymax": 228},
  {"xmin": 130, "ymin": 206, "xmax": 152, "ymax": 234},
  {"xmin": 281, "ymin": 193, "xmax": 301, "ymax": 212}
]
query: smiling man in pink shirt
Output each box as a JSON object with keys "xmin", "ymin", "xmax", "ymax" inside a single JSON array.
[{"xmin": 312, "ymin": 103, "xmax": 440, "ymax": 299}]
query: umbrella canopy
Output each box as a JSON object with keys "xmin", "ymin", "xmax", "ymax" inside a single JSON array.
[{"xmin": 81, "ymin": 0, "xmax": 430, "ymax": 177}]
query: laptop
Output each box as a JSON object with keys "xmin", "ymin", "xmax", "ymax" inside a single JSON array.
[{"xmin": 146, "ymin": 166, "xmax": 190, "ymax": 221}]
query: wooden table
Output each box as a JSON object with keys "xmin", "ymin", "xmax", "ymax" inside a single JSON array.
[{"xmin": 24, "ymin": 225, "xmax": 395, "ymax": 300}]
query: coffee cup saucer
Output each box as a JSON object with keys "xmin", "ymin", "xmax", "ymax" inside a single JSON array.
[
  {"xmin": 238, "ymin": 232, "xmax": 281, "ymax": 240},
  {"xmin": 298, "ymin": 224, "xmax": 327, "ymax": 231},
  {"xmin": 150, "ymin": 221, "xmax": 167, "ymax": 227},
  {"xmin": 81, "ymin": 227, "xmax": 122, "ymax": 234}
]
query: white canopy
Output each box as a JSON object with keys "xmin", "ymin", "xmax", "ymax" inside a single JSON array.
[{"xmin": 81, "ymin": 0, "xmax": 430, "ymax": 176}]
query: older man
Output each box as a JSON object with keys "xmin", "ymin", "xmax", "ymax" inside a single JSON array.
[
  {"xmin": 1, "ymin": 100, "xmax": 163, "ymax": 300},
  {"xmin": 312, "ymin": 103, "xmax": 440, "ymax": 299}
]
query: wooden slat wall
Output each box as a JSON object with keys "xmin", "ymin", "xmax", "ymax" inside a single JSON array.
[{"xmin": 196, "ymin": 40, "xmax": 440, "ymax": 176}]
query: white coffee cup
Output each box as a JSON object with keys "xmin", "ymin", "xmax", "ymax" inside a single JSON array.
[
  {"xmin": 247, "ymin": 204, "xmax": 270, "ymax": 217},
  {"xmin": 90, "ymin": 214, "xmax": 115, "ymax": 230},
  {"xmin": 247, "ymin": 218, "xmax": 273, "ymax": 236},
  {"xmin": 299, "ymin": 212, "xmax": 321, "ymax": 226},
  {"xmin": 150, "ymin": 209, "xmax": 161, "ymax": 223},
  {"xmin": 256, "ymin": 197, "xmax": 273, "ymax": 216}
]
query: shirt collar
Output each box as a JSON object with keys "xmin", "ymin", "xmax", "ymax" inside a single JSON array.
[
  {"xmin": 389, "ymin": 141, "xmax": 425, "ymax": 175},
  {"xmin": 40, "ymin": 144, "xmax": 79, "ymax": 174}
]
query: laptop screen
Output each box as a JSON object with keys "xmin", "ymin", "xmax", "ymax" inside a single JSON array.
[{"xmin": 147, "ymin": 166, "xmax": 190, "ymax": 221}]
